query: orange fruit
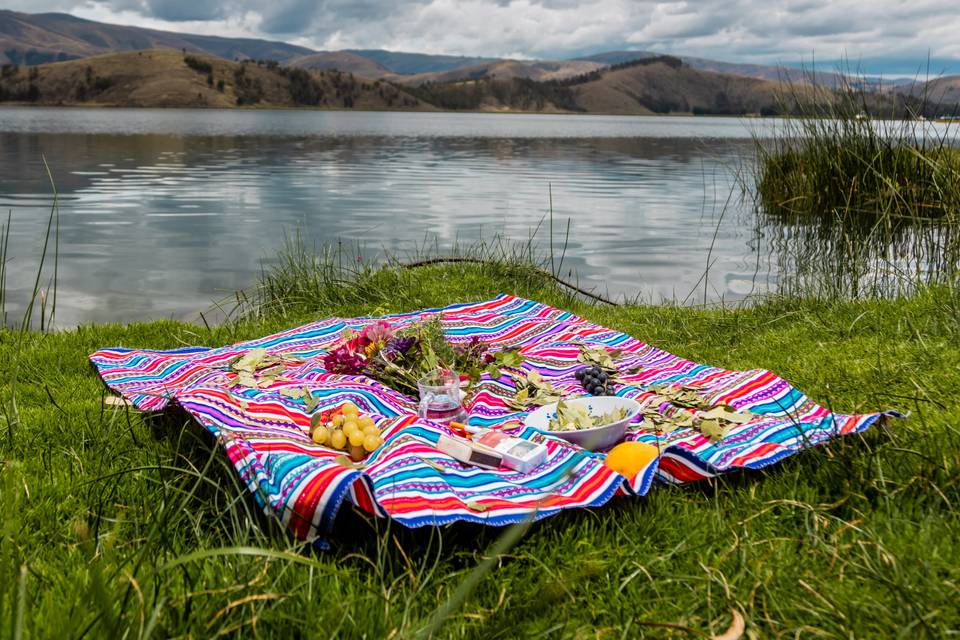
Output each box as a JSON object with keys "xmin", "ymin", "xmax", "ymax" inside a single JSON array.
[{"xmin": 604, "ymin": 441, "xmax": 659, "ymax": 479}]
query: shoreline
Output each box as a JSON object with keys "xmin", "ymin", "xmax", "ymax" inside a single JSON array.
[{"xmin": 0, "ymin": 101, "xmax": 767, "ymax": 118}]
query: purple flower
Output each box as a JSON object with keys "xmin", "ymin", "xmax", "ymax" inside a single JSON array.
[
  {"xmin": 382, "ymin": 335, "xmax": 419, "ymax": 362},
  {"xmin": 454, "ymin": 336, "xmax": 489, "ymax": 362}
]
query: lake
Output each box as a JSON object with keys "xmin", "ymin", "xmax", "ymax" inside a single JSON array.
[{"xmin": 0, "ymin": 108, "xmax": 797, "ymax": 325}]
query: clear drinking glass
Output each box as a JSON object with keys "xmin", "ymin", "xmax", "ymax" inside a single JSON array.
[{"xmin": 417, "ymin": 369, "xmax": 467, "ymax": 425}]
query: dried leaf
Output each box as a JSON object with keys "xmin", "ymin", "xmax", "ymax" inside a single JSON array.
[
  {"xmin": 577, "ymin": 345, "xmax": 621, "ymax": 373},
  {"xmin": 310, "ymin": 413, "xmax": 325, "ymax": 430},
  {"xmin": 104, "ymin": 395, "xmax": 134, "ymax": 407},
  {"xmin": 303, "ymin": 388, "xmax": 320, "ymax": 413},
  {"xmin": 701, "ymin": 407, "xmax": 729, "ymax": 420},
  {"xmin": 417, "ymin": 457, "xmax": 448, "ymax": 474},
  {"xmin": 495, "ymin": 349, "xmax": 522, "ymax": 368},
  {"xmin": 465, "ymin": 501, "xmax": 489, "ymax": 512},
  {"xmin": 674, "ymin": 414, "xmax": 696, "ymax": 428},
  {"xmin": 700, "ymin": 419, "xmax": 728, "ymax": 442},
  {"xmin": 234, "ymin": 348, "xmax": 267, "ymax": 373},
  {"xmin": 279, "ymin": 387, "xmax": 306, "ymax": 400},
  {"xmin": 259, "ymin": 364, "xmax": 285, "ymax": 377},
  {"xmin": 334, "ymin": 456, "xmax": 366, "ymax": 470},
  {"xmin": 711, "ymin": 609, "xmax": 745, "ymax": 640}
]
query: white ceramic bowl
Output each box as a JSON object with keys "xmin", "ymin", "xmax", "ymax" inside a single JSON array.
[{"xmin": 524, "ymin": 396, "xmax": 642, "ymax": 451}]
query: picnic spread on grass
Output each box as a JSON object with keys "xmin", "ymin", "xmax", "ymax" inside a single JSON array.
[{"xmin": 90, "ymin": 294, "xmax": 898, "ymax": 547}]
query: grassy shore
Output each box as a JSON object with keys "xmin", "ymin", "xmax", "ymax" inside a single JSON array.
[{"xmin": 1, "ymin": 259, "xmax": 959, "ymax": 638}]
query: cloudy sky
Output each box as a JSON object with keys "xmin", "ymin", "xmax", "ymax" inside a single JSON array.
[{"xmin": 10, "ymin": 0, "xmax": 960, "ymax": 74}]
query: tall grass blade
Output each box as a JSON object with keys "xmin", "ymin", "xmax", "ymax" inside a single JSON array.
[{"xmin": 416, "ymin": 518, "xmax": 531, "ymax": 639}]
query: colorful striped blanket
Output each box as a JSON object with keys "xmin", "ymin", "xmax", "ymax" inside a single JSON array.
[{"xmin": 90, "ymin": 295, "xmax": 895, "ymax": 546}]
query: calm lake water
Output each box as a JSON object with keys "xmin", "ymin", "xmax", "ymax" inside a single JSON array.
[{"xmin": 1, "ymin": 108, "xmax": 786, "ymax": 325}]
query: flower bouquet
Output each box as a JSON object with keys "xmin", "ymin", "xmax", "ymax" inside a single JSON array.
[{"xmin": 322, "ymin": 316, "xmax": 521, "ymax": 399}]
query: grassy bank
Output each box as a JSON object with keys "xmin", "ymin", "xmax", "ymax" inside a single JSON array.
[{"xmin": 1, "ymin": 259, "xmax": 959, "ymax": 638}]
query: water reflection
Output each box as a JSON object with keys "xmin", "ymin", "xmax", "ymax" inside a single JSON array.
[
  {"xmin": 759, "ymin": 205, "xmax": 960, "ymax": 298},
  {"xmin": 0, "ymin": 109, "xmax": 769, "ymax": 326}
]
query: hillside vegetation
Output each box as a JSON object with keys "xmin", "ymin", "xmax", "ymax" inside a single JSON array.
[
  {"xmin": 4, "ymin": 9, "xmax": 959, "ymax": 111},
  {"xmin": 0, "ymin": 47, "xmax": 950, "ymax": 117},
  {"xmin": 407, "ymin": 56, "xmax": 785, "ymax": 115},
  {"xmin": 0, "ymin": 49, "xmax": 425, "ymax": 109},
  {"xmin": 0, "ymin": 9, "xmax": 313, "ymax": 65}
]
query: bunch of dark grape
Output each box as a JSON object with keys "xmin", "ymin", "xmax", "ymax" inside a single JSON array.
[{"xmin": 574, "ymin": 366, "xmax": 614, "ymax": 396}]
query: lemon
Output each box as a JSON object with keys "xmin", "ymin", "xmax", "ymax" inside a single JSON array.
[{"xmin": 604, "ymin": 441, "xmax": 659, "ymax": 479}]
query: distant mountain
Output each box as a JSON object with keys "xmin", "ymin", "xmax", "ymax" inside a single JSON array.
[
  {"xmin": 575, "ymin": 51, "xmax": 659, "ymax": 66},
  {"xmin": 393, "ymin": 59, "xmax": 606, "ymax": 85},
  {"xmin": 406, "ymin": 56, "xmax": 785, "ymax": 116},
  {"xmin": 576, "ymin": 50, "xmax": 851, "ymax": 87},
  {"xmin": 576, "ymin": 51, "xmax": 934, "ymax": 91},
  {"xmin": 347, "ymin": 50, "xmax": 498, "ymax": 75},
  {"xmin": 895, "ymin": 76, "xmax": 960, "ymax": 112},
  {"xmin": 287, "ymin": 51, "xmax": 393, "ymax": 78},
  {"xmin": 0, "ymin": 49, "xmax": 427, "ymax": 109},
  {"xmin": 3, "ymin": 10, "xmax": 954, "ymax": 114},
  {"xmin": 569, "ymin": 57, "xmax": 782, "ymax": 115},
  {"xmin": 0, "ymin": 10, "xmax": 314, "ymax": 65}
]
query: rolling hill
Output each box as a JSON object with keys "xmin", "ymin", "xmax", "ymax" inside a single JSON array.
[
  {"xmin": 3, "ymin": 10, "xmax": 955, "ymax": 114},
  {"xmin": 0, "ymin": 49, "xmax": 427, "ymax": 109},
  {"xmin": 346, "ymin": 50, "xmax": 498, "ymax": 75},
  {"xmin": 895, "ymin": 76, "xmax": 960, "ymax": 113},
  {"xmin": 0, "ymin": 10, "xmax": 314, "ymax": 65},
  {"xmin": 569, "ymin": 57, "xmax": 782, "ymax": 115},
  {"xmin": 405, "ymin": 56, "xmax": 785, "ymax": 115},
  {"xmin": 389, "ymin": 59, "xmax": 607, "ymax": 85},
  {"xmin": 0, "ymin": 9, "xmax": 853, "ymax": 88},
  {"xmin": 286, "ymin": 51, "xmax": 393, "ymax": 78}
]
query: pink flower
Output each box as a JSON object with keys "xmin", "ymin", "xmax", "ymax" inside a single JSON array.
[{"xmin": 362, "ymin": 321, "xmax": 395, "ymax": 345}]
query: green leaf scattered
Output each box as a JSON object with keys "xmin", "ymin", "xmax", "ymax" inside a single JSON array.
[
  {"xmin": 507, "ymin": 370, "xmax": 564, "ymax": 410},
  {"xmin": 279, "ymin": 387, "xmax": 306, "ymax": 400},
  {"xmin": 303, "ymin": 388, "xmax": 320, "ymax": 413},
  {"xmin": 333, "ymin": 456, "xmax": 366, "ymax": 470},
  {"xmin": 548, "ymin": 399, "xmax": 628, "ymax": 431},
  {"xmin": 227, "ymin": 348, "xmax": 296, "ymax": 390},
  {"xmin": 416, "ymin": 457, "xmax": 449, "ymax": 474},
  {"xmin": 639, "ymin": 384, "xmax": 757, "ymax": 443},
  {"xmin": 577, "ymin": 345, "xmax": 622, "ymax": 373}
]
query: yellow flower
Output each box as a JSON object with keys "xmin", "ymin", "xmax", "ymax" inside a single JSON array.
[{"xmin": 365, "ymin": 341, "xmax": 386, "ymax": 356}]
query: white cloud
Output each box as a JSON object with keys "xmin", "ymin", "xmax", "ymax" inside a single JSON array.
[{"xmin": 9, "ymin": 0, "xmax": 960, "ymax": 71}]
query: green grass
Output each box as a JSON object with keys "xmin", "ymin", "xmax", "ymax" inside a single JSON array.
[{"xmin": 2, "ymin": 260, "xmax": 959, "ymax": 638}]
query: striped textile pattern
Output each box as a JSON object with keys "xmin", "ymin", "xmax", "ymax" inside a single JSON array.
[{"xmin": 90, "ymin": 294, "xmax": 895, "ymax": 546}]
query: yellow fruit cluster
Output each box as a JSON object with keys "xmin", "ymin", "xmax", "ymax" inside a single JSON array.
[{"xmin": 311, "ymin": 402, "xmax": 385, "ymax": 461}]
